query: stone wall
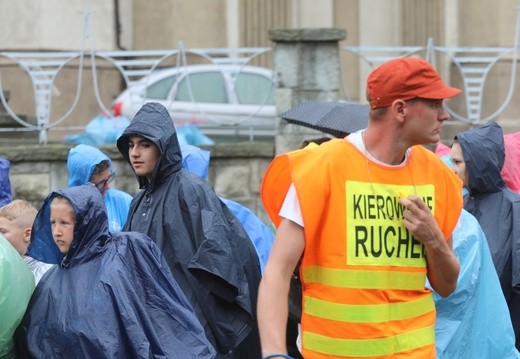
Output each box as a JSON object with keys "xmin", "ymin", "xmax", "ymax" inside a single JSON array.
[{"xmin": 0, "ymin": 141, "xmax": 275, "ymax": 225}]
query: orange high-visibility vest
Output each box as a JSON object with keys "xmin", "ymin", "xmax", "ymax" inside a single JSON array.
[{"xmin": 261, "ymin": 139, "xmax": 462, "ymax": 359}]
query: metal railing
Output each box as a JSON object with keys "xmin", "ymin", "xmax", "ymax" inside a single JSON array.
[
  {"xmin": 0, "ymin": 44, "xmax": 275, "ymax": 143},
  {"xmin": 341, "ymin": 6, "xmax": 520, "ymax": 125},
  {"xmin": 0, "ymin": 4, "xmax": 276, "ymax": 144},
  {"xmin": 0, "ymin": 6, "xmax": 519, "ymax": 143}
]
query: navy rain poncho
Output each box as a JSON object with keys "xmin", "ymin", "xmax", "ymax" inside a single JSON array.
[
  {"xmin": 15, "ymin": 184, "xmax": 215, "ymax": 358},
  {"xmin": 179, "ymin": 143, "xmax": 274, "ymax": 274},
  {"xmin": 117, "ymin": 103, "xmax": 262, "ymax": 358},
  {"xmin": 456, "ymin": 120, "xmax": 520, "ymax": 347}
]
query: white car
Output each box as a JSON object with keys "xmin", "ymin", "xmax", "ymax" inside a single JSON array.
[{"xmin": 111, "ymin": 64, "xmax": 276, "ymax": 140}]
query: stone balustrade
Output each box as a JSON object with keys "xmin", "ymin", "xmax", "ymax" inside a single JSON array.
[{"xmin": 0, "ymin": 141, "xmax": 275, "ymax": 224}]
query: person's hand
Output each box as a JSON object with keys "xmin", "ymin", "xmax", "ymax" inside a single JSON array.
[
  {"xmin": 399, "ymin": 195, "xmax": 458, "ymax": 296},
  {"xmin": 399, "ymin": 195, "xmax": 443, "ymax": 248}
]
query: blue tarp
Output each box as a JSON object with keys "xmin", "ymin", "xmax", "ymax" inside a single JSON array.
[
  {"xmin": 64, "ymin": 114, "xmax": 214, "ymax": 147},
  {"xmin": 64, "ymin": 114, "xmax": 130, "ymax": 146},
  {"xmin": 176, "ymin": 124, "xmax": 215, "ymax": 146}
]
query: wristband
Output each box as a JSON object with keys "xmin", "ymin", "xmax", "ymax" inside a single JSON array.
[{"xmin": 262, "ymin": 354, "xmax": 294, "ymax": 359}]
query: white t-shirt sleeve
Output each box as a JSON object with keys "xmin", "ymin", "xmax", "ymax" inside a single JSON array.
[{"xmin": 279, "ymin": 183, "xmax": 304, "ymax": 227}]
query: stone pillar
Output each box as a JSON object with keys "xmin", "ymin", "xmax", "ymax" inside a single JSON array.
[{"xmin": 268, "ymin": 28, "xmax": 346, "ymax": 154}]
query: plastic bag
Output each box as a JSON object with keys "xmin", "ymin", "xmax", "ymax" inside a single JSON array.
[
  {"xmin": 176, "ymin": 124, "xmax": 215, "ymax": 146},
  {"xmin": 0, "ymin": 236, "xmax": 35, "ymax": 358},
  {"xmin": 64, "ymin": 115, "xmax": 130, "ymax": 146}
]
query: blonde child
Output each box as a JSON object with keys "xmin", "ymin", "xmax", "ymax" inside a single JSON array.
[
  {"xmin": 16, "ymin": 184, "xmax": 214, "ymax": 358},
  {"xmin": 0, "ymin": 199, "xmax": 53, "ymax": 284}
]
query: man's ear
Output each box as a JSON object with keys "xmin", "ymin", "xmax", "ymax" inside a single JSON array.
[
  {"xmin": 391, "ymin": 100, "xmax": 407, "ymax": 123},
  {"xmin": 23, "ymin": 227, "xmax": 32, "ymax": 244}
]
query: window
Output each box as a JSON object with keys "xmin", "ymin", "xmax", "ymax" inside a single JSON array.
[
  {"xmin": 146, "ymin": 75, "xmax": 177, "ymax": 99},
  {"xmin": 175, "ymin": 72, "xmax": 228, "ymax": 103},
  {"xmin": 235, "ymin": 73, "xmax": 275, "ymax": 105}
]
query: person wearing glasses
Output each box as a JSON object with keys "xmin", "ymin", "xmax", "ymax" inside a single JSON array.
[
  {"xmin": 24, "ymin": 145, "xmax": 134, "ymax": 276},
  {"xmin": 67, "ymin": 144, "xmax": 132, "ymax": 233}
]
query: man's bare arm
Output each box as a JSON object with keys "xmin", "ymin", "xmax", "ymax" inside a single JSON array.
[{"xmin": 257, "ymin": 218, "xmax": 305, "ymax": 356}]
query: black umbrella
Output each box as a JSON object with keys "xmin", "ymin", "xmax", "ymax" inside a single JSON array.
[{"xmin": 280, "ymin": 100, "xmax": 369, "ymax": 138}]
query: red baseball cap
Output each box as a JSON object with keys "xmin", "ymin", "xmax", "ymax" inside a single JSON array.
[{"xmin": 366, "ymin": 57, "xmax": 461, "ymax": 109}]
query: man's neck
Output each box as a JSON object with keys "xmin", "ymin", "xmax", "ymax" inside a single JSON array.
[{"xmin": 362, "ymin": 129, "xmax": 409, "ymax": 165}]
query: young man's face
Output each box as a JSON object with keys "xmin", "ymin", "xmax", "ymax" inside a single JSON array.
[
  {"xmin": 128, "ymin": 136, "xmax": 161, "ymax": 181},
  {"xmin": 0, "ymin": 216, "xmax": 29, "ymax": 255},
  {"xmin": 50, "ymin": 200, "xmax": 76, "ymax": 254},
  {"xmin": 450, "ymin": 142, "xmax": 469, "ymax": 188},
  {"xmin": 90, "ymin": 168, "xmax": 113, "ymax": 197},
  {"xmin": 404, "ymin": 98, "xmax": 450, "ymax": 145}
]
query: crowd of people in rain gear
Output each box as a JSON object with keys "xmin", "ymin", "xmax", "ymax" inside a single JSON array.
[
  {"xmin": 1, "ymin": 56, "xmax": 520, "ymax": 359},
  {"xmin": 0, "ymin": 102, "xmax": 270, "ymax": 359}
]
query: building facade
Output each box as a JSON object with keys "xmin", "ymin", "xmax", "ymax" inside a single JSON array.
[{"xmin": 0, "ymin": 0, "xmax": 519, "ymax": 139}]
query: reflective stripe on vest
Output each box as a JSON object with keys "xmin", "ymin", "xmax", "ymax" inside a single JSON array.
[
  {"xmin": 304, "ymin": 294, "xmax": 434, "ymax": 323},
  {"xmin": 303, "ymin": 265, "xmax": 426, "ymax": 291},
  {"xmin": 303, "ymin": 325, "xmax": 435, "ymax": 357}
]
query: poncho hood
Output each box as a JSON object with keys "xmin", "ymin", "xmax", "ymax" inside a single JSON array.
[
  {"xmin": 67, "ymin": 144, "xmax": 113, "ymax": 187},
  {"xmin": 27, "ymin": 184, "xmax": 109, "ymax": 267},
  {"xmin": 456, "ymin": 121, "xmax": 506, "ymax": 195},
  {"xmin": 117, "ymin": 102, "xmax": 182, "ymax": 189}
]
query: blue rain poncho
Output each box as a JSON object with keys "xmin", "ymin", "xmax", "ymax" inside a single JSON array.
[
  {"xmin": 429, "ymin": 209, "xmax": 520, "ymax": 358},
  {"xmin": 16, "ymin": 185, "xmax": 215, "ymax": 358},
  {"xmin": 67, "ymin": 144, "xmax": 132, "ymax": 232}
]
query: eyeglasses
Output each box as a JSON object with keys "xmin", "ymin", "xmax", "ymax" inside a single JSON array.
[{"xmin": 94, "ymin": 172, "xmax": 115, "ymax": 190}]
